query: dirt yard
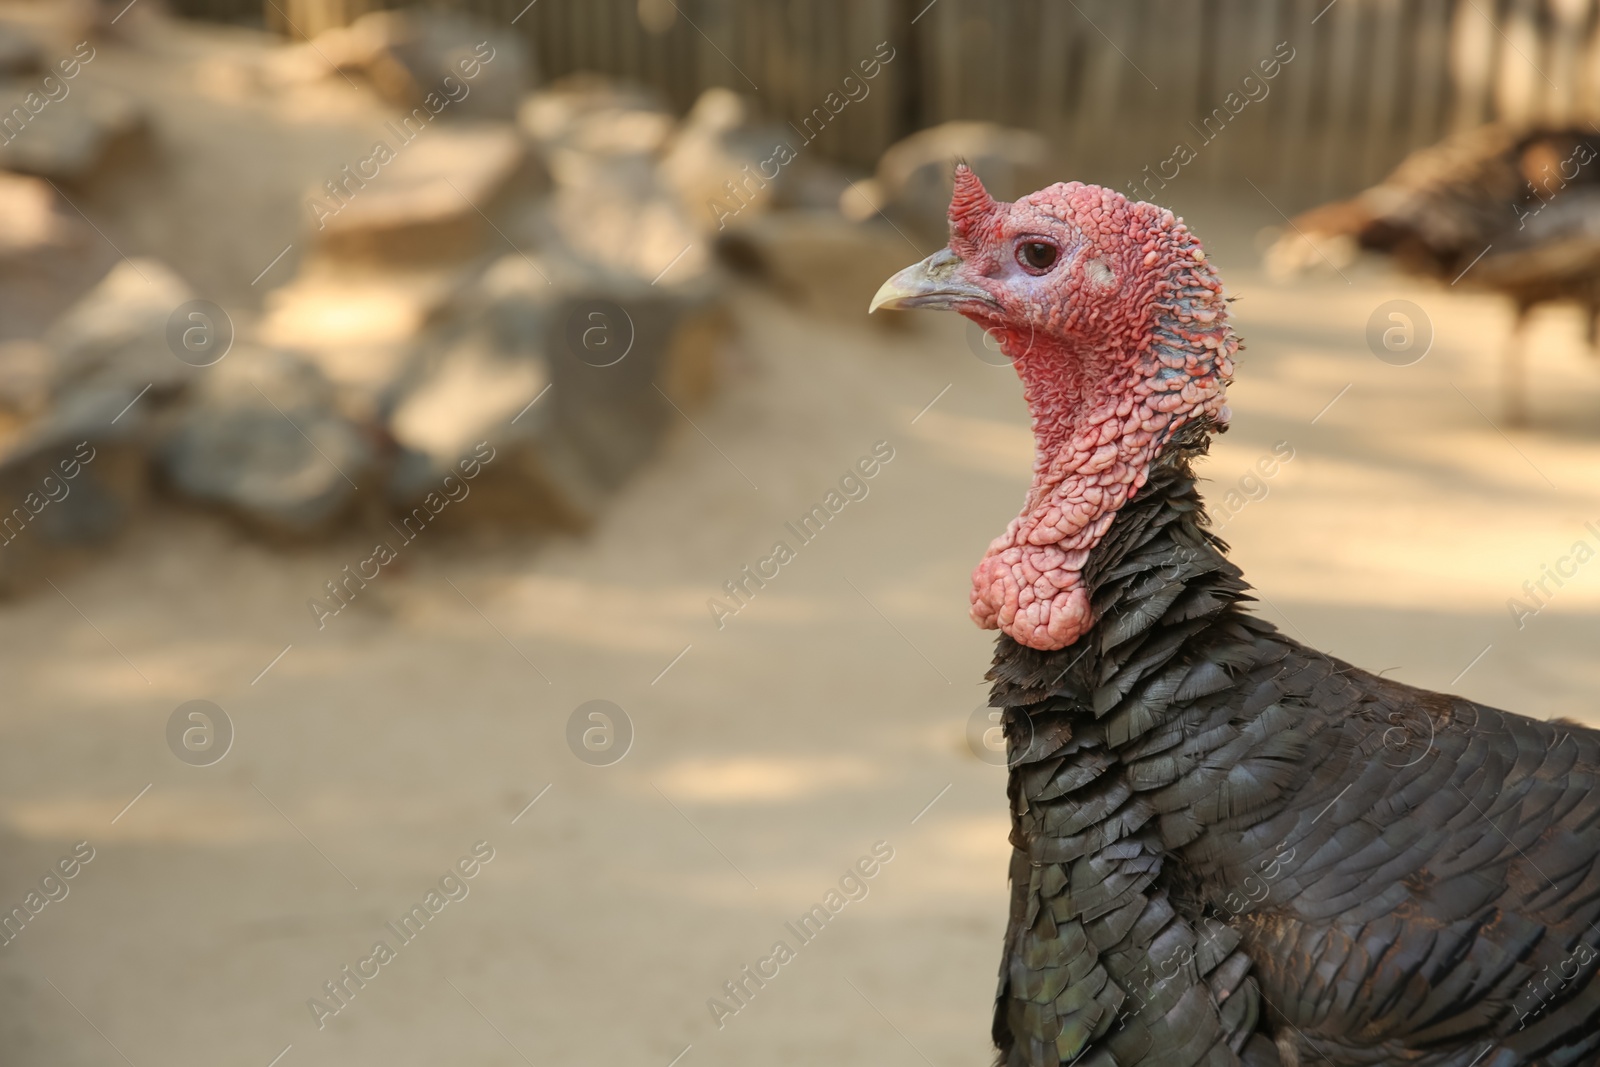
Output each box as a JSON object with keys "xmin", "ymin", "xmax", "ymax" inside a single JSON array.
[
  {"xmin": 0, "ymin": 7, "xmax": 1593, "ymax": 1064},
  {"xmin": 3, "ymin": 198, "xmax": 1600, "ymax": 1065}
]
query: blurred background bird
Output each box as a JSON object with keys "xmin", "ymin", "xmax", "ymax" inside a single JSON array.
[{"xmin": 1268, "ymin": 124, "xmax": 1600, "ymax": 425}]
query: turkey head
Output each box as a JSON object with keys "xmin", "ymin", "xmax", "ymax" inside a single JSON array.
[{"xmin": 871, "ymin": 166, "xmax": 1238, "ymax": 651}]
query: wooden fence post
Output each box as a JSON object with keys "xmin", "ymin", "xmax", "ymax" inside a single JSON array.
[
  {"xmin": 264, "ymin": 0, "xmax": 386, "ymax": 37},
  {"xmin": 231, "ymin": 0, "xmax": 1599, "ymax": 207}
]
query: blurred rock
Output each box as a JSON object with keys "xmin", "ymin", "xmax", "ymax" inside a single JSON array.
[
  {"xmin": 838, "ymin": 176, "xmax": 887, "ymax": 223},
  {"xmin": 518, "ymin": 78, "xmax": 710, "ymax": 285},
  {"xmin": 43, "ymin": 257, "xmax": 201, "ymax": 400},
  {"xmin": 0, "ymin": 85, "xmax": 143, "ymax": 181},
  {"xmin": 310, "ymin": 123, "xmax": 527, "ymax": 263},
  {"xmin": 385, "ymin": 320, "xmax": 556, "ymax": 513},
  {"xmin": 534, "ymin": 82, "xmax": 808, "ymax": 241},
  {"xmin": 192, "ymin": 53, "xmax": 261, "ymax": 101},
  {"xmin": 160, "ymin": 347, "xmax": 372, "ymax": 536},
  {"xmin": 0, "ymin": 340, "xmax": 50, "ymax": 416},
  {"xmin": 384, "ymin": 250, "xmax": 731, "ymax": 527},
  {"xmin": 524, "ymin": 260, "xmax": 727, "ymax": 509},
  {"xmin": 415, "ymin": 254, "xmax": 603, "ymax": 525},
  {"xmin": 262, "ymin": 9, "xmax": 390, "ymax": 87},
  {"xmin": 519, "ymin": 76, "xmax": 672, "ymax": 160},
  {"xmin": 534, "ymin": 183, "xmax": 709, "ymax": 286},
  {"xmin": 863, "ymin": 121, "xmax": 1049, "ymax": 241},
  {"xmin": 716, "ymin": 210, "xmax": 920, "ymax": 324},
  {"xmin": 0, "ymin": 171, "xmax": 79, "ymax": 258},
  {"xmin": 774, "ymin": 155, "xmax": 858, "ymax": 213},
  {"xmin": 381, "ymin": 10, "xmax": 530, "ymax": 121},
  {"xmin": 477, "ymin": 81, "xmax": 736, "ymax": 516},
  {"xmin": 0, "ymin": 381, "xmax": 150, "ymax": 594},
  {"xmin": 0, "ymin": 21, "xmax": 39, "ymax": 79},
  {"xmin": 661, "ymin": 87, "xmax": 794, "ymax": 233},
  {"xmin": 0, "ymin": 171, "xmax": 113, "ymax": 342},
  {"xmin": 520, "ymin": 75, "xmax": 673, "ymax": 207},
  {"xmin": 269, "ymin": 8, "xmax": 532, "ymax": 121},
  {"xmin": 0, "ymin": 59, "xmax": 744, "ymax": 561},
  {"xmin": 258, "ymin": 258, "xmax": 474, "ymax": 421}
]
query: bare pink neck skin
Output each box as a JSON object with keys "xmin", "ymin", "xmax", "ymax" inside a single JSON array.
[{"xmin": 969, "ymin": 274, "xmax": 1234, "ymax": 650}]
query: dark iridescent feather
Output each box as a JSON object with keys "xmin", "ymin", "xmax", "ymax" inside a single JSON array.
[{"xmin": 989, "ymin": 423, "xmax": 1600, "ymax": 1067}]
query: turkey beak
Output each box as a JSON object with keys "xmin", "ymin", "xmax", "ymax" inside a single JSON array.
[{"xmin": 869, "ymin": 247, "xmax": 998, "ymax": 313}]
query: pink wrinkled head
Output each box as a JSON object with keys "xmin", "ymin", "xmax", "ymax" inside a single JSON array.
[{"xmin": 874, "ymin": 166, "xmax": 1237, "ymax": 650}]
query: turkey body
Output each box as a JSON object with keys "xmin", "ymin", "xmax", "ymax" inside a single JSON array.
[
  {"xmin": 988, "ymin": 425, "xmax": 1600, "ymax": 1067},
  {"xmin": 1275, "ymin": 125, "xmax": 1600, "ymax": 310},
  {"xmin": 1270, "ymin": 125, "xmax": 1600, "ymax": 424}
]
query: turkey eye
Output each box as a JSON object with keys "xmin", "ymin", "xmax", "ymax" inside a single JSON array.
[{"xmin": 1018, "ymin": 241, "xmax": 1058, "ymax": 271}]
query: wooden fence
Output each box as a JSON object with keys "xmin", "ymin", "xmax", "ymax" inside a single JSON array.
[{"xmin": 184, "ymin": 0, "xmax": 1600, "ymax": 208}]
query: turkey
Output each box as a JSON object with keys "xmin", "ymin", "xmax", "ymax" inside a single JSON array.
[
  {"xmin": 1267, "ymin": 124, "xmax": 1600, "ymax": 425},
  {"xmin": 871, "ymin": 166, "xmax": 1600, "ymax": 1067}
]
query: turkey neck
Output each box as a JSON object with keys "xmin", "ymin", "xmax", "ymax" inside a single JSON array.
[
  {"xmin": 1010, "ymin": 332, "xmax": 1124, "ymax": 484},
  {"xmin": 969, "ymin": 277, "xmax": 1235, "ymax": 653},
  {"xmin": 986, "ymin": 421, "xmax": 1257, "ymax": 718}
]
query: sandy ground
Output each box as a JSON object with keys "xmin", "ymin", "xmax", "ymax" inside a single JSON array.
[
  {"xmin": 1, "ymin": 14, "xmax": 1599, "ymax": 1067},
  {"xmin": 3, "ymin": 217, "xmax": 1600, "ymax": 1065}
]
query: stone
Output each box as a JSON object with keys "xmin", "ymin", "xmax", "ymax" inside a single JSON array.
[
  {"xmin": 383, "ymin": 250, "xmax": 731, "ymax": 528},
  {"xmin": 773, "ymin": 155, "xmax": 857, "ymax": 213},
  {"xmin": 715, "ymin": 210, "xmax": 922, "ymax": 323},
  {"xmin": 0, "ymin": 83, "xmax": 143, "ymax": 182},
  {"xmin": 256, "ymin": 257, "xmax": 477, "ymax": 422},
  {"xmin": 261, "ymin": 10, "xmax": 393, "ymax": 87},
  {"xmin": 382, "ymin": 253, "xmax": 604, "ymax": 527},
  {"xmin": 661, "ymin": 87, "xmax": 794, "ymax": 234},
  {"xmin": 385, "ymin": 322, "xmax": 550, "ymax": 508},
  {"xmin": 521, "ymin": 81, "xmax": 791, "ymax": 258},
  {"xmin": 378, "ymin": 9, "xmax": 532, "ymax": 122},
  {"xmin": 43, "ymin": 257, "xmax": 202, "ymax": 401},
  {"xmin": 520, "ymin": 75, "xmax": 674, "ymax": 202},
  {"xmin": 516, "ymin": 257, "xmax": 727, "ymax": 500},
  {"xmin": 866, "ymin": 121, "xmax": 1050, "ymax": 242},
  {"xmin": 308, "ymin": 123, "xmax": 527, "ymax": 263},
  {"xmin": 0, "ymin": 380, "xmax": 150, "ymax": 595},
  {"xmin": 520, "ymin": 75, "xmax": 672, "ymax": 152},
  {"xmin": 268, "ymin": 8, "xmax": 532, "ymax": 122},
  {"xmin": 516, "ymin": 80, "xmax": 709, "ymax": 286},
  {"xmin": 0, "ymin": 172, "xmax": 112, "ymax": 343},
  {"xmin": 0, "ymin": 20, "xmax": 38, "ymax": 78},
  {"xmin": 160, "ymin": 347, "xmax": 372, "ymax": 537},
  {"xmin": 0, "ymin": 340, "xmax": 50, "ymax": 417},
  {"xmin": 0, "ymin": 171, "xmax": 76, "ymax": 258},
  {"xmin": 534, "ymin": 183, "xmax": 709, "ymax": 287}
]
